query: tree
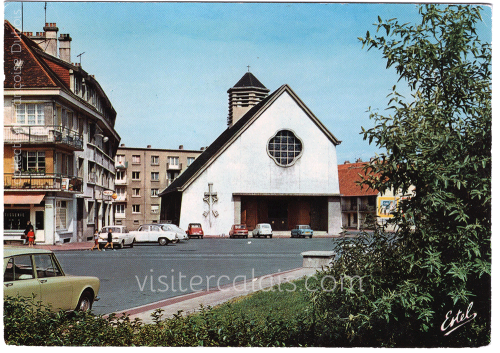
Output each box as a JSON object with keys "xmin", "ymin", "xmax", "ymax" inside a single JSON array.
[{"xmin": 310, "ymin": 5, "xmax": 491, "ymax": 347}]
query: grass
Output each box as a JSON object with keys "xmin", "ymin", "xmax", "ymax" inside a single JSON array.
[{"xmin": 200, "ymin": 278, "xmax": 312, "ymax": 324}]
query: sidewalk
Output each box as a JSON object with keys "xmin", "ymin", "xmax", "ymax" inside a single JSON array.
[
  {"xmin": 113, "ymin": 267, "xmax": 318, "ymax": 324},
  {"xmin": 4, "ymin": 241, "xmax": 95, "ymax": 251}
]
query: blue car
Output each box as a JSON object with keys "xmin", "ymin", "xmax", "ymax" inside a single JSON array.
[{"xmin": 291, "ymin": 225, "xmax": 313, "ymax": 238}]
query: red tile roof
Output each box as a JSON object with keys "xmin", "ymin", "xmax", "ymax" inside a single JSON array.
[{"xmin": 338, "ymin": 162, "xmax": 380, "ymax": 197}]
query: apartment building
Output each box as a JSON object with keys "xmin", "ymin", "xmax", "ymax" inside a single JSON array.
[
  {"xmin": 3, "ymin": 21, "xmax": 120, "ymax": 244},
  {"xmin": 114, "ymin": 145, "xmax": 202, "ymax": 230}
]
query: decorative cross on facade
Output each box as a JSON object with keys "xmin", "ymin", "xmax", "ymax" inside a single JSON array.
[{"xmin": 202, "ymin": 182, "xmax": 219, "ymax": 227}]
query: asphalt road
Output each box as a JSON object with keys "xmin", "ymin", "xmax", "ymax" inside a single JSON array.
[{"xmin": 55, "ymin": 237, "xmax": 337, "ymax": 315}]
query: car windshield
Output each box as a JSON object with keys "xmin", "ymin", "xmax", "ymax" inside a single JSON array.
[
  {"xmin": 190, "ymin": 224, "xmax": 202, "ymax": 228},
  {"xmin": 298, "ymin": 225, "xmax": 309, "ymax": 229},
  {"xmin": 235, "ymin": 225, "xmax": 246, "ymax": 229},
  {"xmin": 261, "ymin": 224, "xmax": 271, "ymax": 228}
]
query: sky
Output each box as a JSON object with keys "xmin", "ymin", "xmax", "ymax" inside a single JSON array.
[{"xmin": 3, "ymin": 1, "xmax": 493, "ymax": 164}]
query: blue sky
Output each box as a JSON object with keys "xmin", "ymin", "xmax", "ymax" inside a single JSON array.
[{"xmin": 4, "ymin": 2, "xmax": 493, "ymax": 164}]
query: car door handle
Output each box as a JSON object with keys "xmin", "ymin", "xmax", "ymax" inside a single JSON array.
[
  {"xmin": 39, "ymin": 279, "xmax": 47, "ymax": 283},
  {"xmin": 5, "ymin": 283, "xmax": 13, "ymax": 287}
]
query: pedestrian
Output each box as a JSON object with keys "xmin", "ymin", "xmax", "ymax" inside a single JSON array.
[
  {"xmin": 103, "ymin": 228, "xmax": 115, "ymax": 251},
  {"xmin": 90, "ymin": 230, "xmax": 101, "ymax": 251},
  {"xmin": 27, "ymin": 227, "xmax": 35, "ymax": 248},
  {"xmin": 23, "ymin": 221, "xmax": 32, "ymax": 245}
]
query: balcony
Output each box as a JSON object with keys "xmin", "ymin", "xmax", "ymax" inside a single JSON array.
[
  {"xmin": 4, "ymin": 173, "xmax": 83, "ymax": 192},
  {"xmin": 4, "ymin": 125, "xmax": 83, "ymax": 150},
  {"xmin": 114, "ymin": 193, "xmax": 127, "ymax": 202},
  {"xmin": 341, "ymin": 204, "xmax": 358, "ymax": 212},
  {"xmin": 167, "ymin": 162, "xmax": 182, "ymax": 171},
  {"xmin": 116, "ymin": 161, "xmax": 128, "ymax": 169}
]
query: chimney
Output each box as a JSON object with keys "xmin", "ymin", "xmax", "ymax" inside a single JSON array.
[
  {"xmin": 147, "ymin": 145, "xmax": 152, "ymax": 149},
  {"xmin": 120, "ymin": 143, "xmax": 125, "ymax": 147},
  {"xmin": 42, "ymin": 23, "xmax": 59, "ymax": 57},
  {"xmin": 344, "ymin": 160, "xmax": 350, "ymax": 164},
  {"xmin": 179, "ymin": 145, "xmax": 184, "ymax": 150},
  {"xmin": 200, "ymin": 147, "xmax": 205, "ymax": 151},
  {"xmin": 58, "ymin": 33, "xmax": 72, "ymax": 63},
  {"xmin": 356, "ymin": 158, "xmax": 363, "ymax": 163}
]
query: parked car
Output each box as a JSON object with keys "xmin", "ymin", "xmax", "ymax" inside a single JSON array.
[
  {"xmin": 130, "ymin": 224, "xmax": 178, "ymax": 246},
  {"xmin": 252, "ymin": 223, "xmax": 273, "ymax": 238},
  {"xmin": 229, "ymin": 224, "xmax": 249, "ymax": 238},
  {"xmin": 3, "ymin": 247, "xmax": 100, "ymax": 311},
  {"xmin": 186, "ymin": 223, "xmax": 204, "ymax": 239},
  {"xmin": 98, "ymin": 226, "xmax": 135, "ymax": 249},
  {"xmin": 291, "ymin": 225, "xmax": 313, "ymax": 238},
  {"xmin": 159, "ymin": 223, "xmax": 188, "ymax": 242}
]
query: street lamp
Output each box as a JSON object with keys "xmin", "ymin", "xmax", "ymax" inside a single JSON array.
[{"xmin": 95, "ymin": 133, "xmax": 109, "ymax": 143}]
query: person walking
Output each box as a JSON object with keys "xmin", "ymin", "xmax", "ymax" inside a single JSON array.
[
  {"xmin": 103, "ymin": 228, "xmax": 115, "ymax": 251},
  {"xmin": 90, "ymin": 230, "xmax": 101, "ymax": 251}
]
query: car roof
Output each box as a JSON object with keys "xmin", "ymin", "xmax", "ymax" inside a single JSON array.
[{"xmin": 4, "ymin": 247, "xmax": 53, "ymax": 258}]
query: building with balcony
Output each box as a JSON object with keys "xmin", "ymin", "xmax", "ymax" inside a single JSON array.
[
  {"xmin": 3, "ymin": 20, "xmax": 120, "ymax": 244},
  {"xmin": 338, "ymin": 161, "xmax": 414, "ymax": 230},
  {"xmin": 113, "ymin": 144, "xmax": 202, "ymax": 229}
]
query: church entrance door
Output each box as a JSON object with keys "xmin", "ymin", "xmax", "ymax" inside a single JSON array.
[{"xmin": 268, "ymin": 199, "xmax": 288, "ymax": 231}]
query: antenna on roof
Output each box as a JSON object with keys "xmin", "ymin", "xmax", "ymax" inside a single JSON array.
[
  {"xmin": 77, "ymin": 52, "xmax": 85, "ymax": 65},
  {"xmin": 21, "ymin": 2, "xmax": 24, "ymax": 33},
  {"xmin": 44, "ymin": 2, "xmax": 47, "ymax": 24}
]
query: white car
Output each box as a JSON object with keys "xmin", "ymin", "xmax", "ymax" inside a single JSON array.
[
  {"xmin": 252, "ymin": 223, "xmax": 273, "ymax": 238},
  {"xmin": 98, "ymin": 226, "xmax": 135, "ymax": 249},
  {"xmin": 159, "ymin": 223, "xmax": 188, "ymax": 242},
  {"xmin": 130, "ymin": 224, "xmax": 178, "ymax": 246}
]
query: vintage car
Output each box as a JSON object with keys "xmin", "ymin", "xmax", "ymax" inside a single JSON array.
[
  {"xmin": 186, "ymin": 223, "xmax": 204, "ymax": 239},
  {"xmin": 159, "ymin": 223, "xmax": 188, "ymax": 242},
  {"xmin": 98, "ymin": 226, "xmax": 135, "ymax": 249},
  {"xmin": 229, "ymin": 224, "xmax": 249, "ymax": 238},
  {"xmin": 130, "ymin": 224, "xmax": 178, "ymax": 246},
  {"xmin": 252, "ymin": 223, "xmax": 273, "ymax": 238},
  {"xmin": 291, "ymin": 225, "xmax": 313, "ymax": 238},
  {"xmin": 3, "ymin": 247, "xmax": 100, "ymax": 311}
]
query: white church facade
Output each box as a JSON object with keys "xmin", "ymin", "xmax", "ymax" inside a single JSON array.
[{"xmin": 160, "ymin": 73, "xmax": 342, "ymax": 236}]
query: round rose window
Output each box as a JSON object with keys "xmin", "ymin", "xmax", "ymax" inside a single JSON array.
[{"xmin": 267, "ymin": 130, "xmax": 303, "ymax": 167}]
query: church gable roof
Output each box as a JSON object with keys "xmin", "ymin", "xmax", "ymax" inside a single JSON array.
[{"xmin": 160, "ymin": 84, "xmax": 341, "ymax": 196}]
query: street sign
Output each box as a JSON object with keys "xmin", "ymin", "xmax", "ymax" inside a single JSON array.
[{"xmin": 103, "ymin": 190, "xmax": 114, "ymax": 196}]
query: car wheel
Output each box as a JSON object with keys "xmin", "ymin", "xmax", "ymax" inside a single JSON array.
[
  {"xmin": 309, "ymin": 235, "xmax": 313, "ymax": 238},
  {"xmin": 158, "ymin": 238, "xmax": 168, "ymax": 246},
  {"xmin": 200, "ymin": 236, "xmax": 203, "ymax": 239},
  {"xmin": 270, "ymin": 235, "xmax": 273, "ymax": 238},
  {"xmin": 172, "ymin": 239, "xmax": 179, "ymax": 244},
  {"xmin": 119, "ymin": 241, "xmax": 124, "ymax": 249},
  {"xmin": 76, "ymin": 290, "xmax": 93, "ymax": 312},
  {"xmin": 130, "ymin": 239, "xmax": 135, "ymax": 248}
]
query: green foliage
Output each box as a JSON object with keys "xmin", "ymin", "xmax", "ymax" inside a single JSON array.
[{"xmin": 310, "ymin": 4, "xmax": 491, "ymax": 347}]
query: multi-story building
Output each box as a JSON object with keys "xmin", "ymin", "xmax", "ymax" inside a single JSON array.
[
  {"xmin": 3, "ymin": 20, "xmax": 120, "ymax": 244},
  {"xmin": 338, "ymin": 160, "xmax": 414, "ymax": 230},
  {"xmin": 113, "ymin": 145, "xmax": 202, "ymax": 230}
]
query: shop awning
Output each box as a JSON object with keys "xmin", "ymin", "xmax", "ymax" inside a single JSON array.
[{"xmin": 4, "ymin": 193, "xmax": 45, "ymax": 205}]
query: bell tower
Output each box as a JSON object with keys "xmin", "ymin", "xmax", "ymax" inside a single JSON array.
[{"xmin": 227, "ymin": 71, "xmax": 270, "ymax": 127}]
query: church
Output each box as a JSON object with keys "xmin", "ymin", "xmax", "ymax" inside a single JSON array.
[{"xmin": 160, "ymin": 72, "xmax": 342, "ymax": 236}]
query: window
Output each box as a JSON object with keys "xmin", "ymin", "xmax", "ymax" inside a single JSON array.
[
  {"xmin": 132, "ymin": 205, "xmax": 140, "ymax": 213},
  {"xmin": 88, "ymin": 201, "xmax": 95, "ymax": 224},
  {"xmin": 187, "ymin": 157, "xmax": 195, "ymax": 166},
  {"xmin": 168, "ymin": 156, "xmax": 179, "ymax": 166},
  {"xmin": 15, "ymin": 103, "xmax": 45, "ymax": 125},
  {"xmin": 116, "ymin": 187, "xmax": 126, "ymax": 196},
  {"xmin": 115, "ymin": 220, "xmax": 122, "ymax": 225},
  {"xmin": 56, "ymin": 201, "xmax": 67, "ymax": 229},
  {"xmin": 116, "ymin": 171, "xmax": 125, "ymax": 181},
  {"xmin": 151, "ymin": 205, "xmax": 159, "ymax": 213},
  {"xmin": 116, "ymin": 154, "xmax": 125, "ymax": 164},
  {"xmin": 133, "ymin": 220, "xmax": 139, "ymax": 225},
  {"xmin": 16, "ymin": 151, "xmax": 46, "ymax": 173},
  {"xmin": 167, "ymin": 171, "xmax": 179, "ymax": 182},
  {"xmin": 33, "ymin": 254, "xmax": 62, "ymax": 278},
  {"xmin": 151, "ymin": 189, "xmax": 159, "ymax": 197},
  {"xmin": 151, "ymin": 156, "xmax": 159, "ymax": 165},
  {"xmin": 151, "ymin": 172, "xmax": 160, "ymax": 181},
  {"xmin": 132, "ymin": 155, "xmax": 141, "ymax": 164},
  {"xmin": 4, "ymin": 255, "xmax": 34, "ymax": 281},
  {"xmin": 116, "ymin": 204, "xmax": 125, "ymax": 214},
  {"xmin": 132, "ymin": 188, "xmax": 140, "ymax": 197},
  {"xmin": 267, "ymin": 130, "xmax": 303, "ymax": 167},
  {"xmin": 132, "ymin": 171, "xmax": 140, "ymax": 180}
]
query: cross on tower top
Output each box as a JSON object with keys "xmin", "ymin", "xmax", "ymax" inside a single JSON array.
[{"xmin": 247, "ymin": 65, "xmax": 250, "ymax": 72}]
